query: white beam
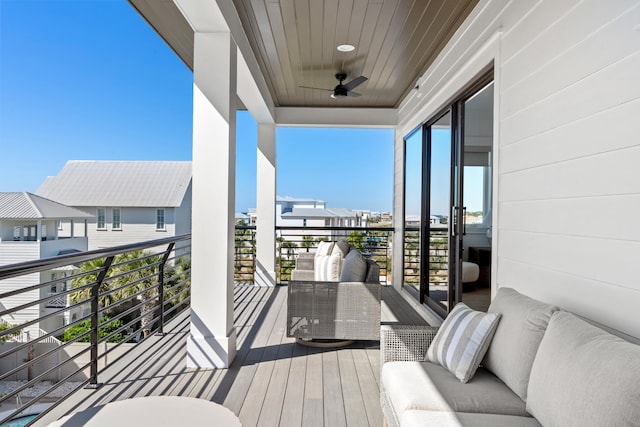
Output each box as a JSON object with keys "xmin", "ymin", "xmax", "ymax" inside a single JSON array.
[
  {"xmin": 172, "ymin": 0, "xmax": 228, "ymax": 32},
  {"xmin": 187, "ymin": 31, "xmax": 237, "ymax": 369},
  {"xmin": 275, "ymin": 107, "xmax": 397, "ymax": 128},
  {"xmin": 255, "ymin": 123, "xmax": 276, "ymax": 286}
]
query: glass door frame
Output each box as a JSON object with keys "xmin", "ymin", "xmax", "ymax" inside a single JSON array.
[{"xmin": 403, "ymin": 69, "xmax": 494, "ymax": 317}]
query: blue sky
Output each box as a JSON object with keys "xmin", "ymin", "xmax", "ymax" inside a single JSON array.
[{"xmin": 0, "ymin": 0, "xmax": 394, "ymax": 213}]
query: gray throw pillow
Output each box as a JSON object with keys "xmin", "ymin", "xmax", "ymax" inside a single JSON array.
[
  {"xmin": 340, "ymin": 249, "xmax": 367, "ymax": 282},
  {"xmin": 334, "ymin": 239, "xmax": 351, "ymax": 258}
]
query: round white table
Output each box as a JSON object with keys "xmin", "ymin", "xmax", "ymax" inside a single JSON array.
[{"xmin": 48, "ymin": 396, "xmax": 241, "ymax": 426}]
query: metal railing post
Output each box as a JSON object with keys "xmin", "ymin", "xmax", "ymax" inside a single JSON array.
[
  {"xmin": 157, "ymin": 243, "xmax": 175, "ymax": 336},
  {"xmin": 86, "ymin": 255, "xmax": 114, "ymax": 390}
]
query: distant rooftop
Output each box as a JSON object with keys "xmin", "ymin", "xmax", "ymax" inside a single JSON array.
[
  {"xmin": 281, "ymin": 207, "xmax": 359, "ymax": 219},
  {"xmin": 276, "ymin": 196, "xmax": 325, "ymax": 204},
  {"xmin": 0, "ymin": 192, "xmax": 93, "ymax": 219},
  {"xmin": 37, "ymin": 161, "xmax": 191, "ymax": 207}
]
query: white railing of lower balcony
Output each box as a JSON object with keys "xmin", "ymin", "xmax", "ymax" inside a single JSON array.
[{"xmin": 0, "ymin": 235, "xmax": 191, "ymax": 425}]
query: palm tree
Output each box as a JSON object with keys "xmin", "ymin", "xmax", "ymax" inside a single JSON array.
[
  {"xmin": 301, "ymin": 235, "xmax": 314, "ymax": 252},
  {"xmin": 69, "ymin": 250, "xmax": 161, "ymax": 338}
]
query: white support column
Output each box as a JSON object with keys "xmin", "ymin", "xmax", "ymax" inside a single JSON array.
[
  {"xmin": 255, "ymin": 123, "xmax": 276, "ymax": 286},
  {"xmin": 187, "ymin": 31, "xmax": 238, "ymax": 369}
]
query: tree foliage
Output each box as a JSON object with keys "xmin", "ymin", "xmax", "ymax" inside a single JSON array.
[{"xmin": 61, "ymin": 316, "xmax": 124, "ymax": 343}]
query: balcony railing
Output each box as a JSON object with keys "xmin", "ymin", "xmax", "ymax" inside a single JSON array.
[
  {"xmin": 234, "ymin": 225, "xmax": 256, "ymax": 283},
  {"xmin": 275, "ymin": 226, "xmax": 393, "ymax": 284},
  {"xmin": 0, "ymin": 235, "xmax": 191, "ymax": 425},
  {"xmin": 404, "ymin": 226, "xmax": 450, "ymax": 287}
]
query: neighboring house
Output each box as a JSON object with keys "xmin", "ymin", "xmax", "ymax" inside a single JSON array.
[
  {"xmin": 37, "ymin": 161, "xmax": 192, "ymax": 251},
  {"xmin": 0, "ymin": 192, "xmax": 91, "ymax": 337},
  {"xmin": 276, "ymin": 196, "xmax": 366, "ymax": 228}
]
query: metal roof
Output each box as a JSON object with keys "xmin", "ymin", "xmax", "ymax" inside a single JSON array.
[
  {"xmin": 281, "ymin": 207, "xmax": 357, "ymax": 219},
  {"xmin": 36, "ymin": 161, "xmax": 192, "ymax": 208},
  {"xmin": 0, "ymin": 192, "xmax": 93, "ymax": 219},
  {"xmin": 276, "ymin": 196, "xmax": 325, "ymax": 204}
]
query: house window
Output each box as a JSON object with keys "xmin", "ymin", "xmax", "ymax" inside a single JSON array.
[
  {"xmin": 303, "ymin": 218, "xmax": 307, "ymax": 227},
  {"xmin": 97, "ymin": 208, "xmax": 106, "ymax": 230},
  {"xmin": 156, "ymin": 209, "xmax": 165, "ymax": 231},
  {"xmin": 112, "ymin": 208, "xmax": 121, "ymax": 230},
  {"xmin": 57, "ymin": 220, "xmax": 62, "ymax": 230}
]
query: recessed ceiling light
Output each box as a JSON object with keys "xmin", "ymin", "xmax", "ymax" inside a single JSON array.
[{"xmin": 337, "ymin": 44, "xmax": 355, "ymax": 52}]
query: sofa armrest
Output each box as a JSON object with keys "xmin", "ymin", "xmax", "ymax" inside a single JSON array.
[
  {"xmin": 380, "ymin": 324, "xmax": 439, "ymax": 365},
  {"xmin": 294, "ymin": 252, "xmax": 315, "ymax": 271}
]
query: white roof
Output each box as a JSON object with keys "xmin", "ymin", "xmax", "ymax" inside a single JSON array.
[
  {"xmin": 0, "ymin": 192, "xmax": 93, "ymax": 219},
  {"xmin": 276, "ymin": 195, "xmax": 325, "ymax": 204},
  {"xmin": 281, "ymin": 207, "xmax": 357, "ymax": 219},
  {"xmin": 37, "ymin": 161, "xmax": 192, "ymax": 207}
]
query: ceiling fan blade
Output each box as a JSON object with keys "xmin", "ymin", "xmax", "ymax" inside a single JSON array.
[
  {"xmin": 343, "ymin": 76, "xmax": 368, "ymax": 91},
  {"xmin": 299, "ymin": 85, "xmax": 333, "ymax": 92},
  {"xmin": 346, "ymin": 91, "xmax": 362, "ymax": 97}
]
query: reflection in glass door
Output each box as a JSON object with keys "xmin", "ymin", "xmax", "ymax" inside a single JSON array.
[
  {"xmin": 403, "ymin": 129, "xmax": 423, "ymax": 296},
  {"xmin": 425, "ymin": 111, "xmax": 455, "ymax": 312}
]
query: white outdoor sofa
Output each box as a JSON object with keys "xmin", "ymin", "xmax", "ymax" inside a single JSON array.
[{"xmin": 380, "ymin": 287, "xmax": 640, "ymax": 427}]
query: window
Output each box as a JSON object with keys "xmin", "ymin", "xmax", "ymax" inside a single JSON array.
[
  {"xmin": 97, "ymin": 208, "xmax": 106, "ymax": 230},
  {"xmin": 112, "ymin": 208, "xmax": 121, "ymax": 230},
  {"xmin": 57, "ymin": 220, "xmax": 62, "ymax": 230},
  {"xmin": 156, "ymin": 209, "xmax": 165, "ymax": 230}
]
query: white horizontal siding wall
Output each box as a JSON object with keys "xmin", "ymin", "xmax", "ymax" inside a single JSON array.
[
  {"xmin": 81, "ymin": 207, "xmax": 177, "ymax": 250},
  {"xmin": 397, "ymin": 0, "xmax": 640, "ymax": 339},
  {"xmin": 0, "ymin": 243, "xmax": 41, "ymax": 335}
]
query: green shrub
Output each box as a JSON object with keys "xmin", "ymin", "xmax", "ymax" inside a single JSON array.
[
  {"xmin": 0, "ymin": 322, "xmax": 20, "ymax": 343},
  {"xmin": 61, "ymin": 316, "xmax": 124, "ymax": 343}
]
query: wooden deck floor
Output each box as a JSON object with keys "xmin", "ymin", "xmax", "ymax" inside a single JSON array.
[{"xmin": 40, "ymin": 285, "xmax": 428, "ymax": 427}]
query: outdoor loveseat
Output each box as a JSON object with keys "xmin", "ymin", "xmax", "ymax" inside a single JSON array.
[
  {"xmin": 287, "ymin": 240, "xmax": 381, "ymax": 341},
  {"xmin": 380, "ymin": 287, "xmax": 640, "ymax": 427}
]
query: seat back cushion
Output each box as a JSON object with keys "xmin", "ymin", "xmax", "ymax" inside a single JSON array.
[
  {"xmin": 364, "ymin": 258, "xmax": 380, "ymax": 283},
  {"xmin": 340, "ymin": 249, "xmax": 367, "ymax": 282},
  {"xmin": 314, "ymin": 253, "xmax": 342, "ymax": 281},
  {"xmin": 527, "ymin": 311, "xmax": 640, "ymax": 427},
  {"xmin": 332, "ymin": 239, "xmax": 351, "ymax": 258},
  {"xmin": 426, "ymin": 302, "xmax": 500, "ymax": 383},
  {"xmin": 483, "ymin": 287, "xmax": 559, "ymax": 400}
]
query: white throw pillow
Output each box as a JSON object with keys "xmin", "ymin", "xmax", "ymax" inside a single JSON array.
[
  {"xmin": 426, "ymin": 302, "xmax": 501, "ymax": 383},
  {"xmin": 314, "ymin": 253, "xmax": 342, "ymax": 281},
  {"xmin": 315, "ymin": 241, "xmax": 334, "ymax": 256}
]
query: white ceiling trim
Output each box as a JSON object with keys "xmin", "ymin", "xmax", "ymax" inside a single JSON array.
[{"xmin": 275, "ymin": 107, "xmax": 397, "ymax": 128}]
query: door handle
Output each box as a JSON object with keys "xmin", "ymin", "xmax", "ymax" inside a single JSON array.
[{"xmin": 463, "ymin": 207, "xmax": 467, "ymax": 235}]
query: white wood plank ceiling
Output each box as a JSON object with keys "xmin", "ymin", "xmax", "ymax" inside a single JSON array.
[{"xmin": 130, "ymin": 0, "xmax": 479, "ymax": 109}]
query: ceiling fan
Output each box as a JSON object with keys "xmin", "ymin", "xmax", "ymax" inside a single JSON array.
[{"xmin": 300, "ymin": 73, "xmax": 368, "ymax": 98}]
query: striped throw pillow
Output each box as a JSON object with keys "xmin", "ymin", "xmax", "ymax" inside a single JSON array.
[{"xmin": 426, "ymin": 302, "xmax": 501, "ymax": 383}]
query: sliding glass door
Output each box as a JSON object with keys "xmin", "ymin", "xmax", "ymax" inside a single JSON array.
[{"xmin": 403, "ymin": 72, "xmax": 493, "ymax": 317}]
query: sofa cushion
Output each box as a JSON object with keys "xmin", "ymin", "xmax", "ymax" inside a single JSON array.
[
  {"xmin": 527, "ymin": 311, "xmax": 640, "ymax": 427},
  {"xmin": 340, "ymin": 249, "xmax": 367, "ymax": 282},
  {"xmin": 483, "ymin": 287, "xmax": 559, "ymax": 400},
  {"xmin": 426, "ymin": 303, "xmax": 500, "ymax": 383},
  {"xmin": 314, "ymin": 253, "xmax": 342, "ymax": 281},
  {"xmin": 315, "ymin": 240, "xmax": 334, "ymax": 256},
  {"xmin": 364, "ymin": 258, "xmax": 379, "ymax": 283},
  {"xmin": 381, "ymin": 362, "xmax": 530, "ymax": 420},
  {"xmin": 401, "ymin": 410, "xmax": 542, "ymax": 427},
  {"xmin": 332, "ymin": 239, "xmax": 351, "ymax": 258}
]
